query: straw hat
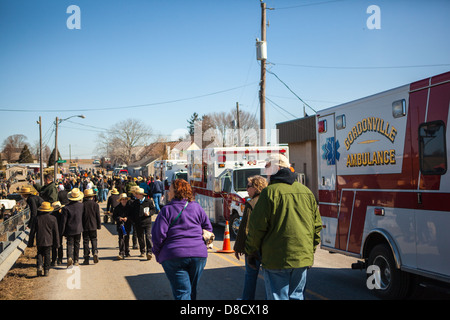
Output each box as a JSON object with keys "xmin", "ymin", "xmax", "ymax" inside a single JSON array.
[
  {"xmin": 84, "ymin": 189, "xmax": 96, "ymax": 198},
  {"xmin": 51, "ymin": 201, "xmax": 65, "ymax": 211},
  {"xmin": 18, "ymin": 186, "xmax": 33, "ymax": 195},
  {"xmin": 68, "ymin": 188, "xmax": 84, "ymax": 201},
  {"xmin": 133, "ymin": 187, "xmax": 146, "ymax": 195},
  {"xmin": 38, "ymin": 202, "xmax": 54, "ymax": 212},
  {"xmin": 118, "ymin": 193, "xmax": 130, "ymax": 201},
  {"xmin": 111, "ymin": 188, "xmax": 119, "ymax": 195}
]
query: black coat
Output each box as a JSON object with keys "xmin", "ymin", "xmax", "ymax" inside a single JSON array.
[
  {"xmin": 82, "ymin": 199, "xmax": 101, "ymax": 231},
  {"xmin": 35, "ymin": 211, "xmax": 60, "ymax": 247},
  {"xmin": 61, "ymin": 201, "xmax": 84, "ymax": 236},
  {"xmin": 130, "ymin": 197, "xmax": 155, "ymax": 226},
  {"xmin": 106, "ymin": 194, "xmax": 120, "ymax": 212},
  {"xmin": 58, "ymin": 190, "xmax": 69, "ymax": 205},
  {"xmin": 113, "ymin": 203, "xmax": 131, "ymax": 231},
  {"xmin": 27, "ymin": 194, "xmax": 44, "ymax": 219}
]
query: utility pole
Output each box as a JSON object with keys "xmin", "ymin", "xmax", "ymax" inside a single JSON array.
[
  {"xmin": 54, "ymin": 117, "xmax": 58, "ymax": 183},
  {"xmin": 37, "ymin": 116, "xmax": 43, "ymax": 186},
  {"xmin": 259, "ymin": 1, "xmax": 267, "ymax": 146}
]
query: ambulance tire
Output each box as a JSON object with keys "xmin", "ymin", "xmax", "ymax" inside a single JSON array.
[{"xmin": 367, "ymin": 244, "xmax": 410, "ymax": 299}]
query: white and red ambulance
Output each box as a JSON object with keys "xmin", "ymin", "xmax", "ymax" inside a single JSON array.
[
  {"xmin": 187, "ymin": 146, "xmax": 289, "ymax": 236},
  {"xmin": 317, "ymin": 71, "xmax": 450, "ymax": 298}
]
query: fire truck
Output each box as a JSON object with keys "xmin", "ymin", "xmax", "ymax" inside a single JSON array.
[
  {"xmin": 187, "ymin": 146, "xmax": 289, "ymax": 236},
  {"xmin": 316, "ymin": 71, "xmax": 450, "ymax": 298}
]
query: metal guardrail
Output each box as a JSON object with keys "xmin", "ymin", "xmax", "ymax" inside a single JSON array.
[{"xmin": 0, "ymin": 207, "xmax": 30, "ymax": 251}]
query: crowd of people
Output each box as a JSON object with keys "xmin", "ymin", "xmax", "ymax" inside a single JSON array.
[{"xmin": 14, "ymin": 155, "xmax": 322, "ymax": 301}]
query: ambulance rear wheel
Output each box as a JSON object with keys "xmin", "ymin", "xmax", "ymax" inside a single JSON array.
[
  {"xmin": 229, "ymin": 212, "xmax": 240, "ymax": 239},
  {"xmin": 367, "ymin": 243, "xmax": 410, "ymax": 299}
]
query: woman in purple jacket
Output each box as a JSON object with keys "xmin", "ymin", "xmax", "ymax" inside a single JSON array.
[{"xmin": 151, "ymin": 179, "xmax": 213, "ymax": 300}]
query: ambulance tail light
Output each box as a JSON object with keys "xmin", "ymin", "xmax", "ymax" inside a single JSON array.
[
  {"xmin": 374, "ymin": 208, "xmax": 385, "ymax": 216},
  {"xmin": 318, "ymin": 119, "xmax": 327, "ymax": 133}
]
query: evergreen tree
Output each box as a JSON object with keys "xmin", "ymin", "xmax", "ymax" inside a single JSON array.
[
  {"xmin": 187, "ymin": 112, "xmax": 200, "ymax": 136},
  {"xmin": 48, "ymin": 148, "xmax": 62, "ymax": 167},
  {"xmin": 18, "ymin": 145, "xmax": 34, "ymax": 163}
]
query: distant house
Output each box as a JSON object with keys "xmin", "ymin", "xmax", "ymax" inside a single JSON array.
[{"xmin": 126, "ymin": 140, "xmax": 199, "ymax": 178}]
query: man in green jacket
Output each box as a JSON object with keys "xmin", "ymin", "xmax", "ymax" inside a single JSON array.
[
  {"xmin": 33, "ymin": 174, "xmax": 58, "ymax": 203},
  {"xmin": 245, "ymin": 153, "xmax": 322, "ymax": 300}
]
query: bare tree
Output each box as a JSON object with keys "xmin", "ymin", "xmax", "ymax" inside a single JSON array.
[
  {"xmin": 2, "ymin": 134, "xmax": 28, "ymax": 162},
  {"xmin": 200, "ymin": 109, "xmax": 258, "ymax": 147},
  {"xmin": 97, "ymin": 119, "xmax": 153, "ymax": 165}
]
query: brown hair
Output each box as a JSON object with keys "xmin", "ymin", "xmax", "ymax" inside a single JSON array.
[
  {"xmin": 171, "ymin": 179, "xmax": 194, "ymax": 201},
  {"xmin": 247, "ymin": 175, "xmax": 268, "ymax": 194}
]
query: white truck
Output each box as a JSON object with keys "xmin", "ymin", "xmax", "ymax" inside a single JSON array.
[{"xmin": 316, "ymin": 71, "xmax": 450, "ymax": 298}]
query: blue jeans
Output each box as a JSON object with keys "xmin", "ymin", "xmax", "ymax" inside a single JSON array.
[
  {"xmin": 103, "ymin": 189, "xmax": 109, "ymax": 202},
  {"xmin": 242, "ymin": 256, "xmax": 261, "ymax": 300},
  {"xmin": 97, "ymin": 188, "xmax": 104, "ymax": 202},
  {"xmin": 153, "ymin": 193, "xmax": 162, "ymax": 213},
  {"xmin": 264, "ymin": 267, "xmax": 308, "ymax": 300},
  {"xmin": 162, "ymin": 257, "xmax": 207, "ymax": 300}
]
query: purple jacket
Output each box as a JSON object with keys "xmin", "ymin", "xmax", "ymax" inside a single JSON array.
[{"xmin": 151, "ymin": 199, "xmax": 213, "ymax": 263}]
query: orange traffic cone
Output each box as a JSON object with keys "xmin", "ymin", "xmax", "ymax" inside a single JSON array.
[{"xmin": 216, "ymin": 221, "xmax": 235, "ymax": 253}]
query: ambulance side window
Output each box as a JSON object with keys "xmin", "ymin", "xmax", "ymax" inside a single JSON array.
[{"xmin": 419, "ymin": 120, "xmax": 447, "ymax": 175}]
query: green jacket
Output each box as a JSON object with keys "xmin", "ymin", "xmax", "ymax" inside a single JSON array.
[
  {"xmin": 34, "ymin": 181, "xmax": 58, "ymax": 203},
  {"xmin": 245, "ymin": 168, "xmax": 322, "ymax": 270}
]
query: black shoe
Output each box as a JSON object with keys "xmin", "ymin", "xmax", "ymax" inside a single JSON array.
[
  {"xmin": 44, "ymin": 269, "xmax": 49, "ymax": 277},
  {"xmin": 82, "ymin": 258, "xmax": 89, "ymax": 265},
  {"xmin": 93, "ymin": 254, "xmax": 99, "ymax": 264}
]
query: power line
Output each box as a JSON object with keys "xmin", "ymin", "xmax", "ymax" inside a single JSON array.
[
  {"xmin": 0, "ymin": 82, "xmax": 259, "ymax": 113},
  {"xmin": 274, "ymin": 0, "xmax": 351, "ymax": 10},
  {"xmin": 265, "ymin": 67, "xmax": 318, "ymax": 114},
  {"xmin": 271, "ymin": 62, "xmax": 450, "ymax": 70},
  {"xmin": 266, "ymin": 97, "xmax": 300, "ymax": 119}
]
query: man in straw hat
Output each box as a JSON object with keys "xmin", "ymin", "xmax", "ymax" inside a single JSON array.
[
  {"xmin": 61, "ymin": 188, "xmax": 84, "ymax": 267},
  {"xmin": 35, "ymin": 202, "xmax": 60, "ymax": 276},
  {"xmin": 130, "ymin": 187, "xmax": 155, "ymax": 260},
  {"xmin": 18, "ymin": 186, "xmax": 43, "ymax": 248},
  {"xmin": 245, "ymin": 152, "xmax": 322, "ymax": 300},
  {"xmin": 82, "ymin": 189, "xmax": 101, "ymax": 265},
  {"xmin": 113, "ymin": 193, "xmax": 132, "ymax": 259}
]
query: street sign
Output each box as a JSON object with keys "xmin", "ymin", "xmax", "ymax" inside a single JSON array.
[{"xmin": 57, "ymin": 160, "xmax": 67, "ymax": 163}]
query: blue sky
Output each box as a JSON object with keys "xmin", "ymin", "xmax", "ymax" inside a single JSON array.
[{"xmin": 1, "ymin": 0, "xmax": 449, "ymax": 159}]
